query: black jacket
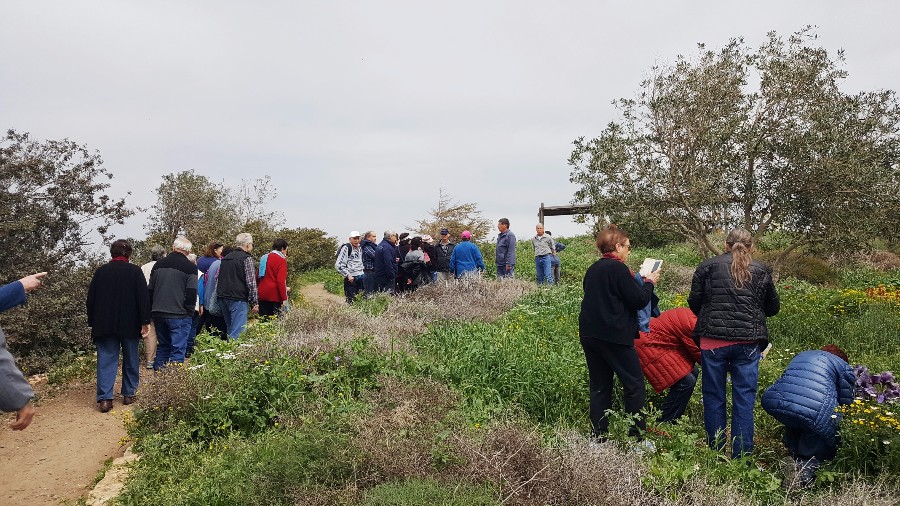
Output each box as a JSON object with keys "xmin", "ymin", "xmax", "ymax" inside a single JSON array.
[
  {"xmin": 217, "ymin": 249, "xmax": 254, "ymax": 302},
  {"xmin": 87, "ymin": 260, "xmax": 152, "ymax": 338},
  {"xmin": 148, "ymin": 252, "xmax": 198, "ymax": 319},
  {"xmin": 432, "ymin": 241, "xmax": 455, "ymax": 272},
  {"xmin": 579, "ymin": 257, "xmax": 655, "ymax": 345},
  {"xmin": 688, "ymin": 253, "xmax": 780, "ymax": 344}
]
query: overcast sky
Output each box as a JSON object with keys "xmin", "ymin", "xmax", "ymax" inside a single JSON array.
[{"xmin": 3, "ymin": 1, "xmax": 898, "ymax": 245}]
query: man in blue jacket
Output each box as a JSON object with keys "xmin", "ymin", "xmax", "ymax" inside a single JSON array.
[
  {"xmin": 449, "ymin": 230, "xmax": 485, "ymax": 279},
  {"xmin": 495, "ymin": 218, "xmax": 516, "ymax": 278},
  {"xmin": 761, "ymin": 344, "xmax": 856, "ymax": 487},
  {"xmin": 374, "ymin": 230, "xmax": 399, "ymax": 294}
]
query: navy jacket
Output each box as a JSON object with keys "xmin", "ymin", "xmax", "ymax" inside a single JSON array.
[
  {"xmin": 761, "ymin": 350, "xmax": 856, "ymax": 441},
  {"xmin": 495, "ymin": 230, "xmax": 517, "ymax": 268},
  {"xmin": 361, "ymin": 239, "xmax": 377, "ymax": 271},
  {"xmin": 374, "ymin": 239, "xmax": 398, "ymax": 278}
]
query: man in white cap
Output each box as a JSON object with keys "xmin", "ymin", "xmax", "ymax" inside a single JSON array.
[{"xmin": 335, "ymin": 231, "xmax": 366, "ymax": 304}]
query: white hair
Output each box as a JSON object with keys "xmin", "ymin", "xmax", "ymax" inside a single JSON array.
[
  {"xmin": 235, "ymin": 232, "xmax": 253, "ymax": 248},
  {"xmin": 383, "ymin": 230, "xmax": 397, "ymax": 240},
  {"xmin": 173, "ymin": 236, "xmax": 192, "ymax": 253},
  {"xmin": 187, "ymin": 253, "xmax": 197, "ymax": 264}
]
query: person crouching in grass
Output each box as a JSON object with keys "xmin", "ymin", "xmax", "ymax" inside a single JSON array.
[
  {"xmin": 761, "ymin": 344, "xmax": 856, "ymax": 488},
  {"xmin": 634, "ymin": 307, "xmax": 701, "ymax": 424}
]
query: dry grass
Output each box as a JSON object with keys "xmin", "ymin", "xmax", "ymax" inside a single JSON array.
[{"xmin": 277, "ymin": 277, "xmax": 534, "ymax": 355}]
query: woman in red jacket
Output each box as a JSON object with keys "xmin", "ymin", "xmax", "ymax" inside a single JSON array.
[
  {"xmin": 257, "ymin": 238, "xmax": 289, "ymax": 317},
  {"xmin": 635, "ymin": 307, "xmax": 700, "ymax": 423}
]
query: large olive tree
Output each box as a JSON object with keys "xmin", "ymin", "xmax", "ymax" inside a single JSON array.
[
  {"xmin": 569, "ymin": 29, "xmax": 900, "ymax": 257},
  {"xmin": 0, "ymin": 130, "xmax": 132, "ymax": 370}
]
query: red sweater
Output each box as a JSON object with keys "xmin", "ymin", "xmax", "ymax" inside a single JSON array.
[
  {"xmin": 258, "ymin": 252, "xmax": 288, "ymax": 303},
  {"xmin": 635, "ymin": 308, "xmax": 701, "ymax": 393}
]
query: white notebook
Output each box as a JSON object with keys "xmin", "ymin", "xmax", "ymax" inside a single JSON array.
[{"xmin": 638, "ymin": 258, "xmax": 663, "ymax": 277}]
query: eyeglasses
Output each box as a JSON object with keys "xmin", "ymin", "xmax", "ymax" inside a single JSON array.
[{"xmin": 619, "ymin": 243, "xmax": 631, "ymax": 251}]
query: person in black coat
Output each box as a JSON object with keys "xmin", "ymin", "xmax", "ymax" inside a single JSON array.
[
  {"xmin": 578, "ymin": 225, "xmax": 659, "ymax": 438},
  {"xmin": 87, "ymin": 239, "xmax": 151, "ymax": 412},
  {"xmin": 688, "ymin": 228, "xmax": 780, "ymax": 458}
]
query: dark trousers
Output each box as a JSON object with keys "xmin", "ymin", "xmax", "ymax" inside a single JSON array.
[
  {"xmin": 375, "ymin": 274, "xmax": 394, "ymax": 294},
  {"xmin": 199, "ymin": 312, "xmax": 228, "ymax": 339},
  {"xmin": 580, "ymin": 336, "xmax": 646, "ymax": 437},
  {"xmin": 343, "ymin": 275, "xmax": 365, "ymax": 303},
  {"xmin": 659, "ymin": 367, "xmax": 698, "ymax": 423},
  {"xmin": 363, "ymin": 269, "xmax": 376, "ymax": 297},
  {"xmin": 784, "ymin": 426, "xmax": 837, "ymax": 461},
  {"xmin": 259, "ymin": 300, "xmax": 283, "ymax": 317}
]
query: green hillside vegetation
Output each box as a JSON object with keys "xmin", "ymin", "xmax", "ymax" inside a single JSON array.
[{"xmin": 121, "ymin": 235, "xmax": 900, "ymax": 505}]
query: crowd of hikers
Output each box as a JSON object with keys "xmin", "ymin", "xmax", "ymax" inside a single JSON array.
[{"xmin": 0, "ymin": 221, "xmax": 857, "ymax": 488}]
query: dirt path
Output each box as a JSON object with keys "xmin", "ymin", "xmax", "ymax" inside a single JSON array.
[
  {"xmin": 0, "ymin": 382, "xmax": 129, "ymax": 505},
  {"xmin": 0, "ymin": 283, "xmax": 341, "ymax": 506},
  {"xmin": 299, "ymin": 282, "xmax": 345, "ymax": 307}
]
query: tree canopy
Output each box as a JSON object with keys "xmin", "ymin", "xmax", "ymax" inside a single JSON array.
[
  {"xmin": 409, "ymin": 188, "xmax": 491, "ymax": 240},
  {"xmin": 0, "ymin": 129, "xmax": 132, "ymax": 368},
  {"xmin": 144, "ymin": 170, "xmax": 283, "ymax": 251},
  {"xmin": 569, "ymin": 29, "xmax": 900, "ymax": 257}
]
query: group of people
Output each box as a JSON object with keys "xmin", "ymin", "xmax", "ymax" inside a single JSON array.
[
  {"xmin": 579, "ymin": 225, "xmax": 856, "ymax": 485},
  {"xmin": 82, "ymin": 233, "xmax": 290, "ymax": 413},
  {"xmin": 334, "ymin": 219, "xmax": 566, "ymax": 303}
]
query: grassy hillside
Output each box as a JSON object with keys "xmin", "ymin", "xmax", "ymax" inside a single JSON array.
[{"xmin": 120, "ymin": 236, "xmax": 900, "ymax": 505}]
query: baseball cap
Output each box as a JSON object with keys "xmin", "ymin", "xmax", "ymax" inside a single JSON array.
[
  {"xmin": 440, "ymin": 228, "xmax": 450, "ymax": 235},
  {"xmin": 460, "ymin": 230, "xmax": 471, "ymax": 239},
  {"xmin": 422, "ymin": 234, "xmax": 433, "ymax": 244},
  {"xmin": 349, "ymin": 231, "xmax": 361, "ymax": 238}
]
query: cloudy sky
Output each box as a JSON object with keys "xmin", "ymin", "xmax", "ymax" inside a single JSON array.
[{"xmin": 3, "ymin": 1, "xmax": 898, "ymax": 244}]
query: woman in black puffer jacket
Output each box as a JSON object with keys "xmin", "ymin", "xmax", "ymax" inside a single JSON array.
[{"xmin": 688, "ymin": 228, "xmax": 780, "ymax": 459}]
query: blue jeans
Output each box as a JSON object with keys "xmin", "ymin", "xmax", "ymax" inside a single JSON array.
[
  {"xmin": 95, "ymin": 335, "xmax": 140, "ymax": 401},
  {"xmin": 535, "ymin": 255, "xmax": 553, "ymax": 285},
  {"xmin": 497, "ymin": 264, "xmax": 515, "ymax": 278},
  {"xmin": 702, "ymin": 342, "xmax": 761, "ymax": 458},
  {"xmin": 659, "ymin": 367, "xmax": 698, "ymax": 423},
  {"xmin": 187, "ymin": 311, "xmax": 200, "ymax": 356},
  {"xmin": 220, "ymin": 299, "xmax": 249, "ymax": 339},
  {"xmin": 153, "ymin": 317, "xmax": 193, "ymax": 370}
]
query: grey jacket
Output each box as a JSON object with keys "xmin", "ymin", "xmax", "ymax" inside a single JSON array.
[
  {"xmin": 148, "ymin": 251, "xmax": 198, "ymax": 319},
  {"xmin": 0, "ymin": 281, "xmax": 34, "ymax": 412}
]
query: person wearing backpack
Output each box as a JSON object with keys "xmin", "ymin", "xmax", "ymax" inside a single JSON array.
[
  {"xmin": 199, "ymin": 246, "xmax": 231, "ymax": 339},
  {"xmin": 335, "ymin": 231, "xmax": 365, "ymax": 304},
  {"xmin": 258, "ymin": 238, "xmax": 289, "ymax": 317}
]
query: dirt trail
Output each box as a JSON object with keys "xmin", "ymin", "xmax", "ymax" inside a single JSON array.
[
  {"xmin": 0, "ymin": 382, "xmax": 129, "ymax": 505},
  {"xmin": 299, "ymin": 282, "xmax": 345, "ymax": 306},
  {"xmin": 0, "ymin": 283, "xmax": 341, "ymax": 506}
]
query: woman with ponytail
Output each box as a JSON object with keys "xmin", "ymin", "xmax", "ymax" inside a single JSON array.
[
  {"xmin": 579, "ymin": 225, "xmax": 660, "ymax": 439},
  {"xmin": 688, "ymin": 228, "xmax": 780, "ymax": 458}
]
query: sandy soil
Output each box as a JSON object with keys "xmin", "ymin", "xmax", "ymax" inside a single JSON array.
[
  {"xmin": 299, "ymin": 282, "xmax": 345, "ymax": 306},
  {"xmin": 0, "ymin": 382, "xmax": 130, "ymax": 505}
]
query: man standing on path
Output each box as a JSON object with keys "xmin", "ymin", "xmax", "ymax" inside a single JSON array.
[
  {"xmin": 449, "ymin": 230, "xmax": 485, "ymax": 279},
  {"xmin": 335, "ymin": 231, "xmax": 366, "ymax": 304},
  {"xmin": 217, "ymin": 233, "xmax": 259, "ymax": 339},
  {"xmin": 0, "ymin": 271, "xmax": 46, "ymax": 430},
  {"xmin": 140, "ymin": 245, "xmax": 166, "ymax": 369},
  {"xmin": 148, "ymin": 237, "xmax": 198, "ymax": 369},
  {"xmin": 374, "ymin": 230, "xmax": 399, "ymax": 294},
  {"xmin": 361, "ymin": 231, "xmax": 378, "ymax": 298},
  {"xmin": 532, "ymin": 223, "xmax": 556, "ymax": 285},
  {"xmin": 432, "ymin": 228, "xmax": 455, "ymax": 283},
  {"xmin": 495, "ymin": 218, "xmax": 517, "ymax": 278}
]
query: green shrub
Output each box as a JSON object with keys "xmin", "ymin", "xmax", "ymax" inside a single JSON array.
[
  {"xmin": 361, "ymin": 479, "xmax": 499, "ymax": 506},
  {"xmin": 760, "ymin": 251, "xmax": 840, "ymax": 285}
]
